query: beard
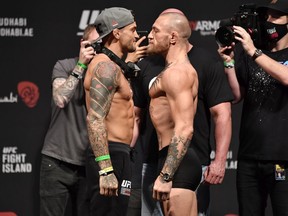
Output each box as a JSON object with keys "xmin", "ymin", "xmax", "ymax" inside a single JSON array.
[
  {"xmin": 121, "ymin": 39, "xmax": 136, "ymax": 54},
  {"xmin": 147, "ymin": 42, "xmax": 169, "ymax": 56},
  {"xmin": 126, "ymin": 43, "xmax": 136, "ymax": 53}
]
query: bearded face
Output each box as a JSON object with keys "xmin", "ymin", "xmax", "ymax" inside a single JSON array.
[{"xmin": 147, "ymin": 17, "xmax": 171, "ymax": 56}]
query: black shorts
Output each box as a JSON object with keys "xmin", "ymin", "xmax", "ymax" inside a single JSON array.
[
  {"xmin": 158, "ymin": 146, "xmax": 202, "ymax": 191},
  {"xmin": 86, "ymin": 141, "xmax": 132, "ymax": 216}
]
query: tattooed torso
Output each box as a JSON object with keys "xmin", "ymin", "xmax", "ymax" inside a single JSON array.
[{"xmin": 84, "ymin": 54, "xmax": 135, "ymax": 150}]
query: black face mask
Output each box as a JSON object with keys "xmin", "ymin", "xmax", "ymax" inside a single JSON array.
[{"xmin": 264, "ymin": 21, "xmax": 288, "ymax": 43}]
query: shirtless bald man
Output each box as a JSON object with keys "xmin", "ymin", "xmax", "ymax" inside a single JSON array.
[{"xmin": 147, "ymin": 11, "xmax": 202, "ymax": 216}]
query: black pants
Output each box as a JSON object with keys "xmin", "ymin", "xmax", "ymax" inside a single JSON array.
[
  {"xmin": 86, "ymin": 142, "xmax": 132, "ymax": 216},
  {"xmin": 237, "ymin": 159, "xmax": 288, "ymax": 216},
  {"xmin": 40, "ymin": 155, "xmax": 89, "ymax": 216}
]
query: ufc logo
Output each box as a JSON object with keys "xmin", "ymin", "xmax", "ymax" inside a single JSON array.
[
  {"xmin": 121, "ymin": 180, "xmax": 131, "ymax": 188},
  {"xmin": 77, "ymin": 10, "xmax": 100, "ymax": 36}
]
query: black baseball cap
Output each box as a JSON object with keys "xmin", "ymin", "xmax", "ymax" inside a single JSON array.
[{"xmin": 258, "ymin": 0, "xmax": 288, "ymax": 15}]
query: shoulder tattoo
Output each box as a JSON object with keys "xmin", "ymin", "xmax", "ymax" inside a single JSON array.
[{"xmin": 89, "ymin": 61, "xmax": 119, "ymax": 118}]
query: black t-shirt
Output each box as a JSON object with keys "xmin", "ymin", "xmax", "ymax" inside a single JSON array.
[{"xmin": 236, "ymin": 47, "xmax": 288, "ymax": 161}]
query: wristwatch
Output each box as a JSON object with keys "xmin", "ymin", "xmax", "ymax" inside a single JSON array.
[
  {"xmin": 160, "ymin": 171, "xmax": 173, "ymax": 182},
  {"xmin": 252, "ymin": 49, "xmax": 263, "ymax": 61},
  {"xmin": 70, "ymin": 71, "xmax": 83, "ymax": 79}
]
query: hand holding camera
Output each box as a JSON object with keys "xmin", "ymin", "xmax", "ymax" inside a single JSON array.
[
  {"xmin": 233, "ymin": 26, "xmax": 257, "ymax": 57},
  {"xmin": 79, "ymin": 40, "xmax": 96, "ymax": 66},
  {"xmin": 217, "ymin": 43, "xmax": 235, "ymax": 64}
]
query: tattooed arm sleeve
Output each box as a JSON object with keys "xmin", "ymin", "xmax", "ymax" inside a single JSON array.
[
  {"xmin": 53, "ymin": 65, "xmax": 85, "ymax": 108},
  {"xmin": 86, "ymin": 61, "xmax": 119, "ymax": 169},
  {"xmin": 161, "ymin": 80, "xmax": 196, "ymax": 178}
]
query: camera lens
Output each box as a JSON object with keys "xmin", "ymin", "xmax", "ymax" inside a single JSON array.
[{"xmin": 215, "ymin": 26, "xmax": 234, "ymax": 47}]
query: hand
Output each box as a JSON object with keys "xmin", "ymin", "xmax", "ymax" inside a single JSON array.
[
  {"xmin": 126, "ymin": 36, "xmax": 148, "ymax": 63},
  {"xmin": 152, "ymin": 175, "xmax": 172, "ymax": 201},
  {"xmin": 233, "ymin": 25, "xmax": 256, "ymax": 57},
  {"xmin": 99, "ymin": 173, "xmax": 118, "ymax": 196},
  {"xmin": 78, "ymin": 40, "xmax": 96, "ymax": 66},
  {"xmin": 203, "ymin": 160, "xmax": 226, "ymax": 185},
  {"xmin": 217, "ymin": 43, "xmax": 235, "ymax": 63}
]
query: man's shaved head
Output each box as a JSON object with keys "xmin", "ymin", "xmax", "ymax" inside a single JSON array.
[
  {"xmin": 157, "ymin": 11, "xmax": 191, "ymax": 39},
  {"xmin": 160, "ymin": 8, "xmax": 185, "ymax": 15}
]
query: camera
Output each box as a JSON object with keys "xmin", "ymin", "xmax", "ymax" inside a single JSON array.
[
  {"xmin": 89, "ymin": 40, "xmax": 102, "ymax": 53},
  {"xmin": 215, "ymin": 3, "xmax": 264, "ymax": 47}
]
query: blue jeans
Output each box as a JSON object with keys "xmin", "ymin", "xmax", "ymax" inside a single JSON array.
[
  {"xmin": 39, "ymin": 155, "xmax": 89, "ymax": 216},
  {"xmin": 237, "ymin": 159, "xmax": 288, "ymax": 216}
]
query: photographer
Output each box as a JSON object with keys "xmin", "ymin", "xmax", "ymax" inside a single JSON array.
[
  {"xmin": 217, "ymin": 0, "xmax": 288, "ymax": 215},
  {"xmin": 40, "ymin": 24, "xmax": 98, "ymax": 216}
]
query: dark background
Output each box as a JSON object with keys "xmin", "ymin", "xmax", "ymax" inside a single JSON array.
[{"xmin": 0, "ymin": 0, "xmax": 271, "ymax": 215}]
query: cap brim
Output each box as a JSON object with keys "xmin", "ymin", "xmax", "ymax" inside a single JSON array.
[
  {"xmin": 94, "ymin": 31, "xmax": 112, "ymax": 43},
  {"xmin": 258, "ymin": 4, "xmax": 288, "ymax": 14}
]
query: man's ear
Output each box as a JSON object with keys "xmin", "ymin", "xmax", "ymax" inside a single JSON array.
[
  {"xmin": 170, "ymin": 31, "xmax": 178, "ymax": 45},
  {"xmin": 113, "ymin": 29, "xmax": 121, "ymax": 40}
]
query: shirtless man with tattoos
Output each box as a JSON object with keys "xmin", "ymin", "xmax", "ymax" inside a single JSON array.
[
  {"xmin": 84, "ymin": 7, "xmax": 139, "ymax": 216},
  {"xmin": 147, "ymin": 11, "xmax": 202, "ymax": 216}
]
